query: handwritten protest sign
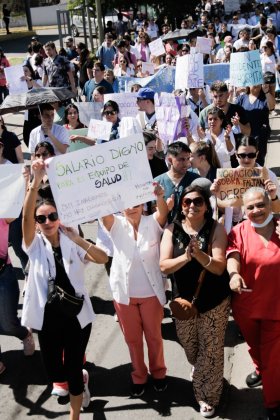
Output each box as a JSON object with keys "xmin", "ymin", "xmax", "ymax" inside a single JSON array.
[
  {"xmin": 230, "ymin": 50, "xmax": 263, "ymax": 87},
  {"xmin": 68, "ymin": 128, "xmax": 89, "ymax": 152},
  {"xmin": 0, "ymin": 164, "xmax": 25, "ymax": 217},
  {"xmin": 75, "ymin": 102, "xmax": 103, "ymax": 127},
  {"xmin": 204, "ymin": 63, "xmax": 230, "ymax": 85},
  {"xmin": 196, "ymin": 37, "xmax": 212, "ymax": 54},
  {"xmin": 149, "ymin": 38, "xmax": 166, "ymax": 57},
  {"xmin": 4, "ymin": 65, "xmax": 28, "ymax": 94},
  {"xmin": 142, "ymin": 62, "xmax": 155, "ymax": 75},
  {"xmin": 87, "ymin": 119, "xmax": 112, "ymax": 141},
  {"xmin": 104, "ymin": 92, "xmax": 138, "ymax": 119},
  {"xmin": 217, "ymin": 167, "xmax": 266, "ymax": 203},
  {"xmin": 175, "ymin": 53, "xmax": 204, "ymax": 90},
  {"xmin": 155, "ymin": 93, "xmax": 189, "ymax": 145},
  {"xmin": 46, "ymin": 134, "xmax": 155, "ymax": 225}
]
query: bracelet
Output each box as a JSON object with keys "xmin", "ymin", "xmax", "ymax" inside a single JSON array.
[
  {"xmin": 203, "ymin": 256, "xmax": 212, "ymax": 267},
  {"xmin": 85, "ymin": 243, "xmax": 92, "ymax": 254},
  {"xmin": 271, "ymin": 195, "xmax": 279, "ymax": 201}
]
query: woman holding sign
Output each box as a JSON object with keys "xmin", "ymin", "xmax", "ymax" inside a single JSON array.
[
  {"xmin": 211, "ymin": 136, "xmax": 280, "ymax": 231},
  {"xmin": 22, "ymin": 158, "xmax": 108, "ymax": 419},
  {"xmin": 101, "ymin": 184, "xmax": 168, "ymax": 397},
  {"xmin": 227, "ymin": 187, "xmax": 280, "ymax": 419}
]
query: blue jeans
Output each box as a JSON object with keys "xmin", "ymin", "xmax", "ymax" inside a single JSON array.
[
  {"xmin": 8, "ymin": 213, "xmax": 28, "ymax": 274},
  {"xmin": 0, "ymin": 264, "xmax": 29, "ymax": 360},
  {"xmin": 0, "ymin": 85, "xmax": 9, "ymax": 104}
]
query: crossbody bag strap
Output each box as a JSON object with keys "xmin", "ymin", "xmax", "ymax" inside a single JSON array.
[{"xmin": 192, "ymin": 220, "xmax": 217, "ymax": 304}]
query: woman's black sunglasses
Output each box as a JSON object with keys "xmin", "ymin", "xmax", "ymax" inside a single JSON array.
[{"xmin": 35, "ymin": 212, "xmax": 59, "ymax": 224}]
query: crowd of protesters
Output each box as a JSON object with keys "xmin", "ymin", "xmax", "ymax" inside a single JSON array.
[{"xmin": 1, "ymin": 1, "xmax": 280, "ymax": 419}]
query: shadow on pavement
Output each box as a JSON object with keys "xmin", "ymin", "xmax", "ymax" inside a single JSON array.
[{"xmin": 3, "ymin": 34, "xmax": 59, "ymax": 54}]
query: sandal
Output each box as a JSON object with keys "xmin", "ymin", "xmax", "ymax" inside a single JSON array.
[
  {"xmin": 0, "ymin": 361, "xmax": 6, "ymax": 375},
  {"xmin": 199, "ymin": 401, "xmax": 215, "ymax": 418}
]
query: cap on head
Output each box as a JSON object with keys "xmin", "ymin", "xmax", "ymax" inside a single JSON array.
[
  {"xmin": 31, "ymin": 36, "xmax": 38, "ymax": 41},
  {"xmin": 137, "ymin": 87, "xmax": 155, "ymax": 100}
]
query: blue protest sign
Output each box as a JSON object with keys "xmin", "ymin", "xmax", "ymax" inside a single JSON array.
[{"xmin": 204, "ymin": 63, "xmax": 230, "ymax": 85}]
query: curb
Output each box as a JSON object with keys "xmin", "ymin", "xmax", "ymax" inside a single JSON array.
[{"xmin": 0, "ymin": 30, "xmax": 36, "ymax": 42}]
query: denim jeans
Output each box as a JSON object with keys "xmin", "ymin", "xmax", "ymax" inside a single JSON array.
[
  {"xmin": 0, "ymin": 85, "xmax": 9, "ymax": 104},
  {"xmin": 0, "ymin": 264, "xmax": 29, "ymax": 359},
  {"xmin": 8, "ymin": 213, "xmax": 28, "ymax": 274}
]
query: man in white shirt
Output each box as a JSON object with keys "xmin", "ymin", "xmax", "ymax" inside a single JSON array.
[
  {"xmin": 29, "ymin": 103, "xmax": 69, "ymax": 158},
  {"xmin": 136, "ymin": 88, "xmax": 157, "ymax": 130},
  {"xmin": 233, "ymin": 28, "xmax": 250, "ymax": 51}
]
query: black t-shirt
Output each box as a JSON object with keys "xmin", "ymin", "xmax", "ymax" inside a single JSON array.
[
  {"xmin": 2, "ymin": 130, "xmax": 21, "ymax": 163},
  {"xmin": 149, "ymin": 156, "xmax": 168, "ymax": 178},
  {"xmin": 172, "ymin": 218, "xmax": 230, "ymax": 313}
]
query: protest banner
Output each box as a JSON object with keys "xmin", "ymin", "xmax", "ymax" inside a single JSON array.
[
  {"xmin": 0, "ymin": 164, "xmax": 25, "ymax": 218},
  {"xmin": 217, "ymin": 167, "xmax": 266, "ymax": 203},
  {"xmin": 149, "ymin": 37, "xmax": 166, "ymax": 57},
  {"xmin": 142, "ymin": 62, "xmax": 155, "ymax": 75},
  {"xmin": 4, "ymin": 65, "xmax": 28, "ymax": 94},
  {"xmin": 175, "ymin": 53, "xmax": 204, "ymax": 90},
  {"xmin": 230, "ymin": 50, "xmax": 263, "ymax": 87},
  {"xmin": 45, "ymin": 134, "xmax": 155, "ymax": 225},
  {"xmin": 87, "ymin": 119, "xmax": 112, "ymax": 141},
  {"xmin": 104, "ymin": 92, "xmax": 138, "ymax": 119},
  {"xmin": 204, "ymin": 63, "xmax": 230, "ymax": 85},
  {"xmin": 196, "ymin": 37, "xmax": 212, "ymax": 54},
  {"xmin": 155, "ymin": 93, "xmax": 189, "ymax": 146},
  {"xmin": 224, "ymin": 0, "xmax": 240, "ymax": 13},
  {"xmin": 68, "ymin": 128, "xmax": 90, "ymax": 152},
  {"xmin": 118, "ymin": 66, "xmax": 175, "ymax": 94},
  {"xmin": 75, "ymin": 102, "xmax": 103, "ymax": 127}
]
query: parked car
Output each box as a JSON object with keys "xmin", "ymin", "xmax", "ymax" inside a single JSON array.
[{"xmin": 70, "ymin": 6, "xmax": 129, "ymax": 37}]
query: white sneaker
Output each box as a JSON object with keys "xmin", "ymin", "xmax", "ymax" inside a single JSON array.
[
  {"xmin": 82, "ymin": 369, "xmax": 90, "ymax": 408},
  {"xmin": 22, "ymin": 330, "xmax": 35, "ymax": 356}
]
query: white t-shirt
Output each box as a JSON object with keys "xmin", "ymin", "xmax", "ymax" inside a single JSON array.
[
  {"xmin": 29, "ymin": 123, "xmax": 69, "ymax": 155},
  {"xmin": 204, "ymin": 129, "xmax": 236, "ymax": 168}
]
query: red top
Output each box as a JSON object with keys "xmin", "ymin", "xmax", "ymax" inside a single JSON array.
[
  {"xmin": 227, "ymin": 219, "xmax": 280, "ymax": 320},
  {"xmin": 0, "ymin": 56, "xmax": 10, "ymax": 87}
]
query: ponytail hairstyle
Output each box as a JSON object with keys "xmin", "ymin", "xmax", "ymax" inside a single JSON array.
[{"xmin": 191, "ymin": 140, "xmax": 221, "ymax": 168}]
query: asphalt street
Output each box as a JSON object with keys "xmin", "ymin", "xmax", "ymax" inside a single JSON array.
[{"xmin": 0, "ymin": 28, "xmax": 279, "ymax": 420}]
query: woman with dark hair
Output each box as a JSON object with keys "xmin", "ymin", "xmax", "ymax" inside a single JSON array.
[
  {"xmin": 135, "ymin": 32, "xmax": 151, "ymax": 62},
  {"xmin": 143, "ymin": 130, "xmax": 167, "ymax": 178},
  {"xmin": 114, "ymin": 56, "xmax": 134, "ymax": 77},
  {"xmin": 190, "ymin": 141, "xmax": 221, "ymax": 182},
  {"xmin": 260, "ymin": 41, "xmax": 280, "ymax": 98},
  {"xmin": 101, "ymin": 100, "xmax": 120, "ymax": 142},
  {"xmin": 33, "ymin": 141, "xmax": 55, "ymax": 200},
  {"xmin": 21, "ymin": 61, "xmax": 42, "ymax": 147},
  {"xmin": 160, "ymin": 185, "xmax": 230, "ymax": 418},
  {"xmin": 0, "ymin": 47, "xmax": 10, "ymax": 104},
  {"xmin": 73, "ymin": 48, "xmax": 93, "ymax": 90},
  {"xmin": 204, "ymin": 107, "xmax": 236, "ymax": 168},
  {"xmin": 64, "ymin": 104, "xmax": 96, "ymax": 147},
  {"xmin": 22, "ymin": 158, "xmax": 108, "ymax": 419},
  {"xmin": 236, "ymin": 84, "xmax": 275, "ymax": 166}
]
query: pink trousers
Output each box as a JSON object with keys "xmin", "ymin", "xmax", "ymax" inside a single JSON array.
[
  {"xmin": 233, "ymin": 304, "xmax": 280, "ymax": 408},
  {"xmin": 114, "ymin": 296, "xmax": 167, "ymax": 384}
]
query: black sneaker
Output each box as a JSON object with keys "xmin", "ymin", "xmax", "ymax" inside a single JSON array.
[
  {"xmin": 267, "ymin": 406, "xmax": 280, "ymax": 419},
  {"xmin": 130, "ymin": 383, "xmax": 146, "ymax": 397},
  {"xmin": 153, "ymin": 377, "xmax": 167, "ymax": 392},
  {"xmin": 246, "ymin": 371, "xmax": 262, "ymax": 388}
]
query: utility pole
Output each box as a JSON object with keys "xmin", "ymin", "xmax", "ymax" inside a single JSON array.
[
  {"xmin": 85, "ymin": 1, "xmax": 94, "ymax": 52},
  {"xmin": 24, "ymin": 0, "xmax": 32, "ymax": 31}
]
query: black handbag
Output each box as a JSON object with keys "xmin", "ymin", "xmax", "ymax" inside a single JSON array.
[
  {"xmin": 263, "ymin": 71, "xmax": 276, "ymax": 85},
  {"xmin": 47, "ymin": 278, "xmax": 84, "ymax": 318}
]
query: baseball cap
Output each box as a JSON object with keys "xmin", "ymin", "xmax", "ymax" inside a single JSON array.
[
  {"xmin": 137, "ymin": 87, "xmax": 155, "ymax": 100},
  {"xmin": 31, "ymin": 36, "xmax": 38, "ymax": 41},
  {"xmin": 65, "ymin": 36, "xmax": 73, "ymax": 43}
]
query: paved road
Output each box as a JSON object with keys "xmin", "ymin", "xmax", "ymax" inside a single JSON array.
[{"xmin": 1, "ymin": 29, "xmax": 279, "ymax": 420}]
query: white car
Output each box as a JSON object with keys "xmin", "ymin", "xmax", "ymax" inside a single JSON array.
[{"xmin": 70, "ymin": 7, "xmax": 129, "ymax": 37}]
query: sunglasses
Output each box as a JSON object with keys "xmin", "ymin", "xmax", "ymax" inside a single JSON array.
[
  {"xmin": 35, "ymin": 151, "xmax": 50, "ymax": 158},
  {"xmin": 103, "ymin": 110, "xmax": 117, "ymax": 116},
  {"xmin": 35, "ymin": 212, "xmax": 59, "ymax": 224},
  {"xmin": 236, "ymin": 153, "xmax": 257, "ymax": 159},
  {"xmin": 182, "ymin": 197, "xmax": 205, "ymax": 207}
]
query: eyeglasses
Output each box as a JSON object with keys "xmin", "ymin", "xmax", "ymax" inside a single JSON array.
[
  {"xmin": 103, "ymin": 110, "xmax": 117, "ymax": 116},
  {"xmin": 182, "ymin": 197, "xmax": 205, "ymax": 207},
  {"xmin": 236, "ymin": 153, "xmax": 257, "ymax": 159},
  {"xmin": 35, "ymin": 212, "xmax": 59, "ymax": 224},
  {"xmin": 35, "ymin": 151, "xmax": 50, "ymax": 158}
]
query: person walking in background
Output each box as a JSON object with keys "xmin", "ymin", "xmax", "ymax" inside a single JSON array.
[
  {"xmin": 2, "ymin": 4, "xmax": 11, "ymax": 35},
  {"xmin": 0, "ymin": 47, "xmax": 10, "ymax": 104}
]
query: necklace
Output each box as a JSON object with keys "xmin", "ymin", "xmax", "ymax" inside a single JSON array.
[{"xmin": 182, "ymin": 221, "xmax": 206, "ymax": 249}]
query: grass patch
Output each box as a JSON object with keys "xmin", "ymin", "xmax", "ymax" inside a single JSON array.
[{"xmin": 9, "ymin": 57, "xmax": 25, "ymax": 65}]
